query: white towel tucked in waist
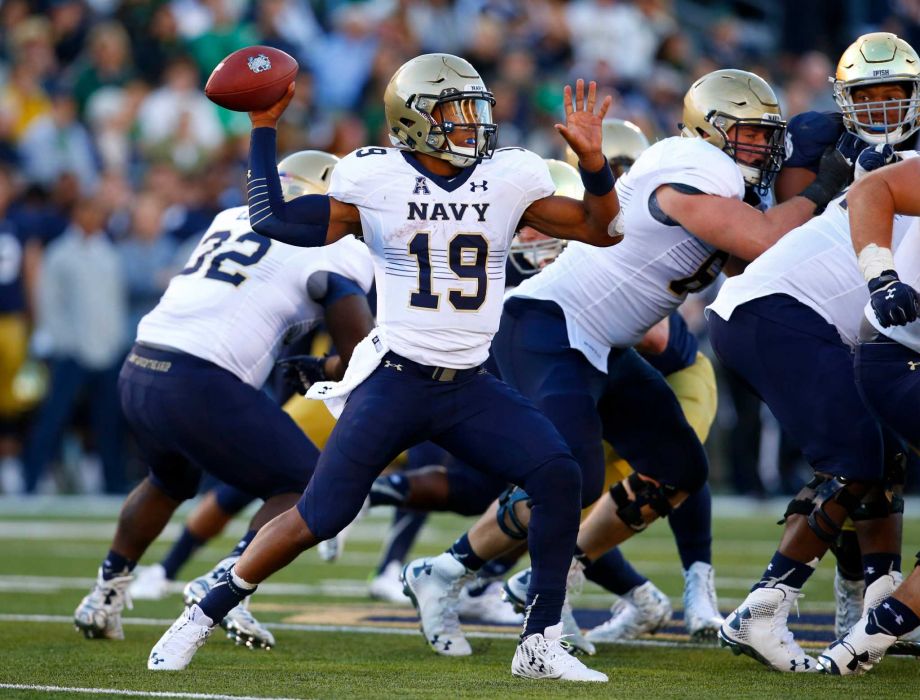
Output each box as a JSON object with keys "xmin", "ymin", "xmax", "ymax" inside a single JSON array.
[{"xmin": 306, "ymin": 327, "xmax": 389, "ymax": 418}]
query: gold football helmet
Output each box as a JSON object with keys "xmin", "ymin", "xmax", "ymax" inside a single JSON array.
[
  {"xmin": 277, "ymin": 150, "xmax": 339, "ymax": 201},
  {"xmin": 384, "ymin": 53, "xmax": 497, "ymax": 168},
  {"xmin": 832, "ymin": 32, "xmax": 920, "ymax": 145},
  {"xmin": 565, "ymin": 118, "xmax": 651, "ymax": 177},
  {"xmin": 680, "ymin": 69, "xmax": 785, "ymax": 193},
  {"xmin": 510, "ymin": 159, "xmax": 582, "ymax": 274}
]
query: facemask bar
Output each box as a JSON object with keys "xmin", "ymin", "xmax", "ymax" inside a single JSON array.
[
  {"xmin": 415, "ymin": 90, "xmax": 497, "ymax": 167},
  {"xmin": 709, "ymin": 113, "xmax": 786, "ymax": 195},
  {"xmin": 509, "ymin": 235, "xmax": 566, "ymax": 275},
  {"xmin": 834, "ymin": 78, "xmax": 920, "ymax": 145}
]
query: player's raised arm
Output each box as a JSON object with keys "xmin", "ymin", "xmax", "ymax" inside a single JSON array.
[
  {"xmin": 520, "ymin": 80, "xmax": 620, "ymax": 247},
  {"xmin": 247, "ymin": 83, "xmax": 360, "ymax": 247}
]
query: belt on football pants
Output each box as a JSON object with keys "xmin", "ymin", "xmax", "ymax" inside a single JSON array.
[{"xmin": 382, "ymin": 351, "xmax": 484, "ymax": 382}]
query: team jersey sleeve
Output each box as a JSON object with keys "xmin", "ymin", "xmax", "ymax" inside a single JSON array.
[
  {"xmin": 499, "ymin": 148, "xmax": 555, "ymax": 205},
  {"xmin": 657, "ymin": 139, "xmax": 745, "ymax": 199},
  {"xmin": 326, "ymin": 148, "xmax": 396, "ymax": 208},
  {"xmin": 783, "ymin": 111, "xmax": 848, "ymax": 172}
]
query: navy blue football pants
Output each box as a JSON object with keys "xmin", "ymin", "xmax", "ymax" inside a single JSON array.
[
  {"xmin": 296, "ymin": 350, "xmax": 581, "ymax": 606},
  {"xmin": 119, "ymin": 344, "xmax": 317, "ymax": 501},
  {"xmin": 709, "ymin": 295, "xmax": 885, "ymax": 481},
  {"xmin": 493, "ymin": 297, "xmax": 708, "ymax": 502},
  {"xmin": 855, "ymin": 338, "xmax": 920, "ymax": 449}
]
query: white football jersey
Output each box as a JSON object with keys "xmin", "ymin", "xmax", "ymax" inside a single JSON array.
[
  {"xmin": 864, "ymin": 218, "xmax": 920, "ymax": 352},
  {"xmin": 137, "ymin": 206, "xmax": 374, "ymax": 387},
  {"xmin": 708, "ymin": 194, "xmax": 917, "ymax": 348},
  {"xmin": 327, "ymin": 146, "xmax": 553, "ymax": 368},
  {"xmin": 512, "ymin": 136, "xmax": 744, "ymax": 372}
]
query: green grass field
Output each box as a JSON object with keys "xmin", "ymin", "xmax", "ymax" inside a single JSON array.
[{"xmin": 0, "ymin": 496, "xmax": 918, "ymax": 699}]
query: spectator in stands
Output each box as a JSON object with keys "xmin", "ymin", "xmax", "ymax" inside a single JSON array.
[{"xmin": 23, "ymin": 196, "xmax": 127, "ymax": 494}]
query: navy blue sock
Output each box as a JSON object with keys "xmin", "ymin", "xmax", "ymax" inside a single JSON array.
[
  {"xmin": 753, "ymin": 551, "xmax": 815, "ymax": 590},
  {"xmin": 584, "ymin": 547, "xmax": 648, "ymax": 596},
  {"xmin": 369, "ymin": 473, "xmax": 411, "ymax": 507},
  {"xmin": 523, "ymin": 590, "xmax": 567, "ymax": 638},
  {"xmin": 101, "ymin": 550, "xmax": 136, "ymax": 580},
  {"xmin": 868, "ymin": 597, "xmax": 920, "ymax": 637},
  {"xmin": 230, "ymin": 529, "xmax": 257, "ymax": 558},
  {"xmin": 863, "ymin": 552, "xmax": 901, "ymax": 587},
  {"xmin": 667, "ymin": 484, "xmax": 713, "ymax": 569},
  {"xmin": 160, "ymin": 527, "xmax": 206, "ymax": 580},
  {"xmin": 197, "ymin": 569, "xmax": 255, "ymax": 622},
  {"xmin": 447, "ymin": 533, "xmax": 485, "ymax": 572},
  {"xmin": 377, "ymin": 509, "xmax": 427, "ymax": 574}
]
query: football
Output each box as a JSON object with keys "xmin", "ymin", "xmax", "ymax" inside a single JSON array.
[{"xmin": 205, "ymin": 45, "xmax": 298, "ymax": 112}]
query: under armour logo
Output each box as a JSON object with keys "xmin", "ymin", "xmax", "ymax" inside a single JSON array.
[
  {"xmin": 151, "ymin": 653, "xmax": 165, "ymax": 666},
  {"xmin": 729, "ymin": 607, "xmax": 752, "ymax": 631},
  {"xmin": 886, "ymin": 288, "xmax": 897, "ymax": 300},
  {"xmin": 384, "ymin": 360, "xmax": 403, "ymax": 371},
  {"xmin": 790, "ymin": 658, "xmax": 811, "ymax": 671},
  {"xmin": 431, "ymin": 635, "xmax": 452, "ymax": 651},
  {"xmin": 413, "ymin": 176, "xmax": 430, "ymax": 195},
  {"xmin": 469, "ymin": 180, "xmax": 488, "ymax": 192},
  {"xmin": 908, "ymin": 361, "xmax": 920, "ymax": 371}
]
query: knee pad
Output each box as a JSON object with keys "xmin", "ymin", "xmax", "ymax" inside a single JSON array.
[
  {"xmin": 496, "ymin": 486, "xmax": 532, "ymax": 540},
  {"xmin": 851, "ymin": 447, "xmax": 908, "ymax": 519},
  {"xmin": 781, "ymin": 474, "xmax": 869, "ymax": 543},
  {"xmin": 609, "ymin": 472, "xmax": 677, "ymax": 533}
]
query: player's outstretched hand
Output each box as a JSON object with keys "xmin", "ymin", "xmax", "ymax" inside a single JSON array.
[
  {"xmin": 249, "ymin": 82, "xmax": 295, "ymax": 129},
  {"xmin": 555, "ymin": 79, "xmax": 611, "ymax": 172}
]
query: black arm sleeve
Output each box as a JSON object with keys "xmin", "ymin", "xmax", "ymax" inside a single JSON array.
[{"xmin": 247, "ymin": 127, "xmax": 331, "ymax": 247}]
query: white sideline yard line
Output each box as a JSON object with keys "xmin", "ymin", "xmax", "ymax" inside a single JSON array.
[
  {"xmin": 0, "ymin": 613, "xmax": 710, "ymax": 649},
  {"xmin": 0, "ymin": 684, "xmax": 302, "ymax": 700}
]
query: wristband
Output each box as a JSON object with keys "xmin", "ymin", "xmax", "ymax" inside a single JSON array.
[
  {"xmin": 858, "ymin": 243, "xmax": 895, "ymax": 282},
  {"xmin": 578, "ymin": 160, "xmax": 615, "ymax": 197}
]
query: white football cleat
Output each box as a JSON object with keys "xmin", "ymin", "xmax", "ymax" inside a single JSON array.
[
  {"xmin": 586, "ymin": 580, "xmax": 672, "ymax": 643},
  {"xmin": 683, "ymin": 562, "xmax": 722, "ymax": 641},
  {"xmin": 369, "ymin": 560, "xmax": 410, "ymax": 604},
  {"xmin": 833, "ymin": 570, "xmax": 865, "ymax": 637},
  {"xmin": 183, "ymin": 556, "xmax": 271, "ymax": 650},
  {"xmin": 862, "ymin": 572, "xmax": 903, "ymax": 615},
  {"xmin": 130, "ymin": 563, "xmax": 171, "ymax": 601},
  {"xmin": 458, "ymin": 579, "xmax": 523, "ymax": 625},
  {"xmin": 512, "ymin": 622, "xmax": 608, "ymax": 682},
  {"xmin": 402, "ymin": 553, "xmax": 472, "ymax": 656},
  {"xmin": 502, "ymin": 566, "xmax": 530, "ymax": 613},
  {"xmin": 817, "ymin": 607, "xmax": 899, "ymax": 675},
  {"xmin": 719, "ymin": 584, "xmax": 817, "ymax": 672},
  {"xmin": 861, "ymin": 572, "xmax": 920, "ymax": 655},
  {"xmin": 74, "ymin": 568, "xmax": 134, "ymax": 640},
  {"xmin": 182, "ymin": 556, "xmax": 238, "ymax": 608},
  {"xmin": 148, "ymin": 604, "xmax": 214, "ymax": 670},
  {"xmin": 223, "ymin": 598, "xmax": 275, "ymax": 650}
]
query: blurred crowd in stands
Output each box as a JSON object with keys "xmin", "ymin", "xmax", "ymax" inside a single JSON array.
[{"xmin": 0, "ymin": 0, "xmax": 918, "ymax": 495}]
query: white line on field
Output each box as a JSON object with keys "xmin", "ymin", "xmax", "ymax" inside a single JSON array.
[
  {"xmin": 0, "ymin": 684, "xmax": 302, "ymax": 700},
  {"xmin": 0, "ymin": 613, "xmax": 712, "ymax": 649}
]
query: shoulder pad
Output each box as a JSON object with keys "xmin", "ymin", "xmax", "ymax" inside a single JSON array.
[{"xmin": 784, "ymin": 111, "xmax": 845, "ymax": 170}]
